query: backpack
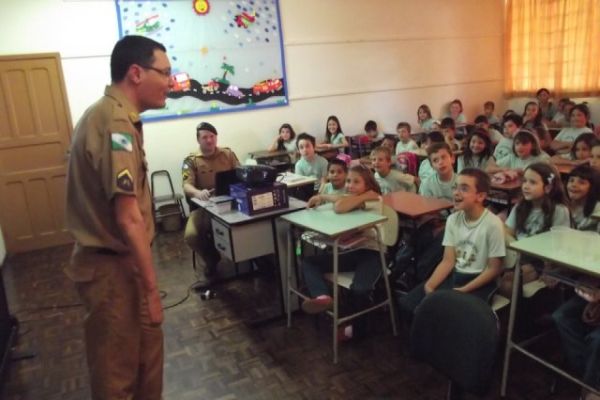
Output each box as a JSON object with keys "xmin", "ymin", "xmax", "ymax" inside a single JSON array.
[{"xmin": 396, "ymin": 152, "xmax": 418, "ymax": 176}]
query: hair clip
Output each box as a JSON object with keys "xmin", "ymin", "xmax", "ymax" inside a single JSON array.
[{"xmin": 547, "ymin": 173, "xmax": 555, "ymax": 184}]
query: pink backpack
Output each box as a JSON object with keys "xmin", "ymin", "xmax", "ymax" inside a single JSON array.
[{"xmin": 396, "ymin": 152, "xmax": 418, "ymax": 176}]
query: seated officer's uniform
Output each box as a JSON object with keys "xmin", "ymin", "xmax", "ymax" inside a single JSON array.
[
  {"xmin": 65, "ymin": 85, "xmax": 162, "ymax": 400},
  {"xmin": 182, "ymin": 147, "xmax": 239, "ymax": 275}
]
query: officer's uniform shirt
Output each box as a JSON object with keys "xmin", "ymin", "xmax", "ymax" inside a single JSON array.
[
  {"xmin": 182, "ymin": 147, "xmax": 240, "ymax": 190},
  {"xmin": 65, "ymin": 85, "xmax": 153, "ymax": 280}
]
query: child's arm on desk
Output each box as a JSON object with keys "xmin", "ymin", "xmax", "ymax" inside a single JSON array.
[
  {"xmin": 307, "ymin": 193, "xmax": 343, "ymax": 208},
  {"xmin": 334, "ymin": 190, "xmax": 379, "ymax": 213},
  {"xmin": 425, "ymin": 247, "xmax": 456, "ymax": 294},
  {"xmin": 455, "ymin": 257, "xmax": 503, "ymax": 293}
]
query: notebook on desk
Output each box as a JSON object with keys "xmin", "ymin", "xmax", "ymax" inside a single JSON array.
[{"xmin": 215, "ymin": 169, "xmax": 239, "ymax": 196}]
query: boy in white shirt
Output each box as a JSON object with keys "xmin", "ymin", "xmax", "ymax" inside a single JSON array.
[
  {"xmin": 494, "ymin": 113, "xmax": 523, "ymax": 164},
  {"xmin": 419, "ymin": 142, "xmax": 457, "ymax": 202},
  {"xmin": 418, "ymin": 131, "xmax": 446, "ymax": 181},
  {"xmin": 474, "ymin": 115, "xmax": 504, "ymax": 144},
  {"xmin": 395, "ymin": 122, "xmax": 419, "ymax": 154},
  {"xmin": 294, "ymin": 132, "xmax": 328, "ymax": 192},
  {"xmin": 370, "ymin": 146, "xmax": 416, "ymax": 194},
  {"xmin": 400, "ymin": 168, "xmax": 506, "ymax": 315}
]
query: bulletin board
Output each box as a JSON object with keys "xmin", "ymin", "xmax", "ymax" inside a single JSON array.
[{"xmin": 115, "ymin": 0, "xmax": 288, "ymax": 121}]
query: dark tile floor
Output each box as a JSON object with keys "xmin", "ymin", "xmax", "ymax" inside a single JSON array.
[{"xmin": 0, "ymin": 230, "xmax": 584, "ymax": 399}]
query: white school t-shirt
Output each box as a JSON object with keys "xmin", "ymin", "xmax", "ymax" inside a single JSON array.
[
  {"xmin": 294, "ymin": 154, "xmax": 329, "ymax": 190},
  {"xmin": 418, "ymin": 172, "xmax": 457, "ymax": 202},
  {"xmin": 375, "ymin": 170, "xmax": 416, "ymax": 194},
  {"xmin": 506, "ymin": 203, "xmax": 571, "ymax": 240},
  {"xmin": 554, "ymin": 127, "xmax": 593, "ymax": 143},
  {"xmin": 496, "ymin": 153, "xmax": 549, "ymax": 170},
  {"xmin": 572, "ymin": 202, "xmax": 600, "ymax": 233},
  {"xmin": 395, "ymin": 140, "xmax": 419, "ymax": 154},
  {"xmin": 443, "ymin": 209, "xmax": 506, "ymax": 274},
  {"xmin": 493, "ymin": 137, "xmax": 513, "ymax": 164}
]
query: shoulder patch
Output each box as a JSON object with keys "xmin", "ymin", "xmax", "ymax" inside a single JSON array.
[
  {"xmin": 116, "ymin": 169, "xmax": 134, "ymax": 192},
  {"xmin": 112, "ymin": 133, "xmax": 133, "ymax": 152}
]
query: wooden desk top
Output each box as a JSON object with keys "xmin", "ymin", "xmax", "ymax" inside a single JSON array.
[
  {"xmin": 383, "ymin": 191, "xmax": 453, "ymax": 218},
  {"xmin": 509, "ymin": 229, "xmax": 600, "ymax": 277},
  {"xmin": 280, "ymin": 203, "xmax": 386, "ymax": 237}
]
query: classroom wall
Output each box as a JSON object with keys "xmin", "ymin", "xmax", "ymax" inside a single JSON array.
[{"xmin": 0, "ymin": 0, "xmax": 505, "ymax": 197}]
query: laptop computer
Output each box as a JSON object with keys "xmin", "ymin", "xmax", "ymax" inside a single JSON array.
[{"xmin": 214, "ymin": 169, "xmax": 239, "ymax": 196}]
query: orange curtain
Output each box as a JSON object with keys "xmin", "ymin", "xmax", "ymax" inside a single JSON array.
[{"xmin": 505, "ymin": 0, "xmax": 600, "ymax": 97}]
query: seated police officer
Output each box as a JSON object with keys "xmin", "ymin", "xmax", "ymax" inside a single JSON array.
[{"xmin": 183, "ymin": 122, "xmax": 239, "ymax": 283}]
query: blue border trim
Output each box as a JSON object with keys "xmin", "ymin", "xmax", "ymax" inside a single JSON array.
[{"xmin": 274, "ymin": 0, "xmax": 289, "ymax": 101}]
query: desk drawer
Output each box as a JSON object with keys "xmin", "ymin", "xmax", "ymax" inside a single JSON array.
[{"xmin": 211, "ymin": 219, "xmax": 233, "ymax": 260}]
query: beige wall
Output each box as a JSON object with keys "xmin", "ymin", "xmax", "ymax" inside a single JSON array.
[{"xmin": 0, "ymin": 0, "xmax": 504, "ymax": 197}]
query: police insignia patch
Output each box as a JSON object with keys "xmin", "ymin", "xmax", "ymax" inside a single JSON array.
[
  {"xmin": 116, "ymin": 169, "xmax": 134, "ymax": 192},
  {"xmin": 111, "ymin": 133, "xmax": 133, "ymax": 152}
]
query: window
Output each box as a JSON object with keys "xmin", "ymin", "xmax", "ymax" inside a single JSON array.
[{"xmin": 505, "ymin": 0, "xmax": 600, "ymax": 96}]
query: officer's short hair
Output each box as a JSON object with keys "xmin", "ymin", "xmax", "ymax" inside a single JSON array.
[
  {"xmin": 110, "ymin": 35, "xmax": 167, "ymax": 83},
  {"xmin": 196, "ymin": 122, "xmax": 218, "ymax": 139}
]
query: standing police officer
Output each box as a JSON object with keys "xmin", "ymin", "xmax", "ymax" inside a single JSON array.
[{"xmin": 65, "ymin": 35, "xmax": 172, "ymax": 400}]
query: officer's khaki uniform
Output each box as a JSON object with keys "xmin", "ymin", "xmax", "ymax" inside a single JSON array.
[
  {"xmin": 65, "ymin": 85, "xmax": 162, "ymax": 400},
  {"xmin": 182, "ymin": 148, "xmax": 239, "ymax": 269}
]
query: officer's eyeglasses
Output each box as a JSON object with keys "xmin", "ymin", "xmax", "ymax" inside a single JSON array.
[{"xmin": 140, "ymin": 65, "xmax": 172, "ymax": 78}]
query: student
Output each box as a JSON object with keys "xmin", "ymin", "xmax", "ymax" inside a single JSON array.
[
  {"xmin": 522, "ymin": 101, "xmax": 547, "ymax": 132},
  {"xmin": 418, "ymin": 131, "xmax": 446, "ymax": 181},
  {"xmin": 400, "ymin": 168, "xmax": 506, "ymax": 315},
  {"xmin": 566, "ymin": 164, "xmax": 600, "ymax": 232},
  {"xmin": 494, "ymin": 113, "xmax": 524, "ymax": 164},
  {"xmin": 440, "ymin": 117, "xmax": 462, "ymax": 151},
  {"xmin": 536, "ymin": 88, "xmax": 557, "ymax": 122},
  {"xmin": 551, "ymin": 104, "xmax": 594, "ymax": 153},
  {"xmin": 446, "ymin": 99, "xmax": 467, "ymax": 124},
  {"xmin": 533, "ymin": 125, "xmax": 554, "ymax": 157},
  {"xmin": 417, "ymin": 104, "xmax": 437, "ymax": 132},
  {"xmin": 294, "ymin": 132, "xmax": 329, "ymax": 192},
  {"xmin": 457, "ymin": 128, "xmax": 493, "ymax": 172},
  {"xmin": 500, "ymin": 163, "xmax": 571, "ymax": 295},
  {"xmin": 318, "ymin": 115, "xmax": 348, "ymax": 150},
  {"xmin": 395, "ymin": 122, "xmax": 418, "ymax": 154},
  {"xmin": 483, "ymin": 101, "xmax": 500, "ymax": 125},
  {"xmin": 301, "ymin": 165, "xmax": 384, "ymax": 340},
  {"xmin": 370, "ymin": 146, "xmax": 416, "ymax": 194},
  {"xmin": 552, "ymin": 278, "xmax": 600, "ymax": 400},
  {"xmin": 474, "ymin": 115, "xmax": 503, "ymax": 144},
  {"xmin": 549, "ymin": 97, "xmax": 571, "ymax": 128},
  {"xmin": 419, "ymin": 142, "xmax": 456, "ymax": 202},
  {"xmin": 319, "ymin": 158, "xmax": 348, "ymax": 195},
  {"xmin": 365, "ymin": 120, "xmax": 385, "ymax": 142},
  {"xmin": 551, "ymin": 133, "xmax": 596, "ymax": 166},
  {"xmin": 592, "ymin": 140, "xmax": 600, "ymax": 172},
  {"xmin": 381, "ymin": 136, "xmax": 396, "ymax": 152},
  {"xmin": 268, "ymin": 123, "xmax": 297, "ymax": 152},
  {"xmin": 487, "ymin": 130, "xmax": 549, "ymax": 174}
]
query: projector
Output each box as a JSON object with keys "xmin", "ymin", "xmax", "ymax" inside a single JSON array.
[{"xmin": 235, "ymin": 165, "xmax": 277, "ymax": 187}]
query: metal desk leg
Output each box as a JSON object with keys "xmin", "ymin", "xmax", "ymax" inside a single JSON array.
[
  {"xmin": 286, "ymin": 227, "xmax": 293, "ymax": 328},
  {"xmin": 332, "ymin": 239, "xmax": 339, "ymax": 364},
  {"xmin": 501, "ymin": 262, "xmax": 522, "ymax": 397},
  {"xmin": 376, "ymin": 226, "xmax": 397, "ymax": 336}
]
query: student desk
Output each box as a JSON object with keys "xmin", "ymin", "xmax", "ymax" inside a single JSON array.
[
  {"xmin": 501, "ymin": 229, "xmax": 600, "ymax": 397},
  {"xmin": 489, "ymin": 177, "xmax": 522, "ymax": 209},
  {"xmin": 248, "ymin": 149, "xmax": 295, "ymax": 161},
  {"xmin": 383, "ymin": 191, "xmax": 453, "ymax": 222},
  {"xmin": 278, "ymin": 172, "xmax": 317, "ymax": 201},
  {"xmin": 280, "ymin": 204, "xmax": 396, "ymax": 363},
  {"xmin": 248, "ymin": 149, "xmax": 295, "ymax": 171},
  {"xmin": 191, "ymin": 196, "xmax": 307, "ymax": 324}
]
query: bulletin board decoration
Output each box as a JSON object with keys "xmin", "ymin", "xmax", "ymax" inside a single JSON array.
[{"xmin": 115, "ymin": 0, "xmax": 289, "ymax": 122}]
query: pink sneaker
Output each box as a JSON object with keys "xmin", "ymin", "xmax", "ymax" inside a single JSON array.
[{"xmin": 301, "ymin": 295, "xmax": 333, "ymax": 314}]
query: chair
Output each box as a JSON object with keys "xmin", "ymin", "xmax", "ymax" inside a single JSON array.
[
  {"xmin": 289, "ymin": 204, "xmax": 399, "ymax": 363},
  {"xmin": 410, "ymin": 290, "xmax": 499, "ymax": 399},
  {"xmin": 151, "ymin": 170, "xmax": 186, "ymax": 228}
]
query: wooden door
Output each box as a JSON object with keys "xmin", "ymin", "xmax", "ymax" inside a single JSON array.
[{"xmin": 0, "ymin": 53, "xmax": 73, "ymax": 253}]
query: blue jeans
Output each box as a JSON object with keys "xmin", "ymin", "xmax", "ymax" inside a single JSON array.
[
  {"xmin": 552, "ymin": 295, "xmax": 600, "ymax": 388},
  {"xmin": 398, "ymin": 270, "xmax": 497, "ymax": 317},
  {"xmin": 301, "ymin": 249, "xmax": 382, "ymax": 298}
]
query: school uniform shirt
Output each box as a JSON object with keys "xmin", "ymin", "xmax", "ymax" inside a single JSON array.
[
  {"xmin": 357, "ymin": 198, "xmax": 384, "ymax": 252},
  {"xmin": 375, "ymin": 170, "xmax": 416, "ymax": 194},
  {"xmin": 487, "ymin": 114, "xmax": 500, "ymax": 125},
  {"xmin": 295, "ymin": 154, "xmax": 329, "ymax": 190},
  {"xmin": 551, "ymin": 112, "xmax": 568, "ymax": 127},
  {"xmin": 493, "ymin": 137, "xmax": 513, "ymax": 164},
  {"xmin": 418, "ymin": 172, "xmax": 457, "ymax": 202},
  {"xmin": 506, "ymin": 203, "xmax": 571, "ymax": 240},
  {"xmin": 572, "ymin": 202, "xmax": 600, "ymax": 232},
  {"xmin": 395, "ymin": 139, "xmax": 419, "ymax": 154},
  {"xmin": 496, "ymin": 153, "xmax": 549, "ymax": 170},
  {"xmin": 457, "ymin": 155, "xmax": 490, "ymax": 172},
  {"xmin": 445, "ymin": 113, "xmax": 467, "ymax": 124},
  {"xmin": 282, "ymin": 140, "xmax": 297, "ymax": 153},
  {"xmin": 419, "ymin": 118, "xmax": 437, "ymax": 132},
  {"xmin": 554, "ymin": 127, "xmax": 593, "ymax": 143},
  {"xmin": 330, "ymin": 132, "xmax": 346, "ymax": 146},
  {"xmin": 488, "ymin": 128, "xmax": 504, "ymax": 143},
  {"xmin": 320, "ymin": 182, "xmax": 346, "ymax": 195},
  {"xmin": 443, "ymin": 209, "xmax": 506, "ymax": 274},
  {"xmin": 418, "ymin": 159, "xmax": 435, "ymax": 181}
]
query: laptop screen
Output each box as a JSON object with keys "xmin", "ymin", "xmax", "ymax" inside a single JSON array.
[{"xmin": 214, "ymin": 169, "xmax": 239, "ymax": 196}]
